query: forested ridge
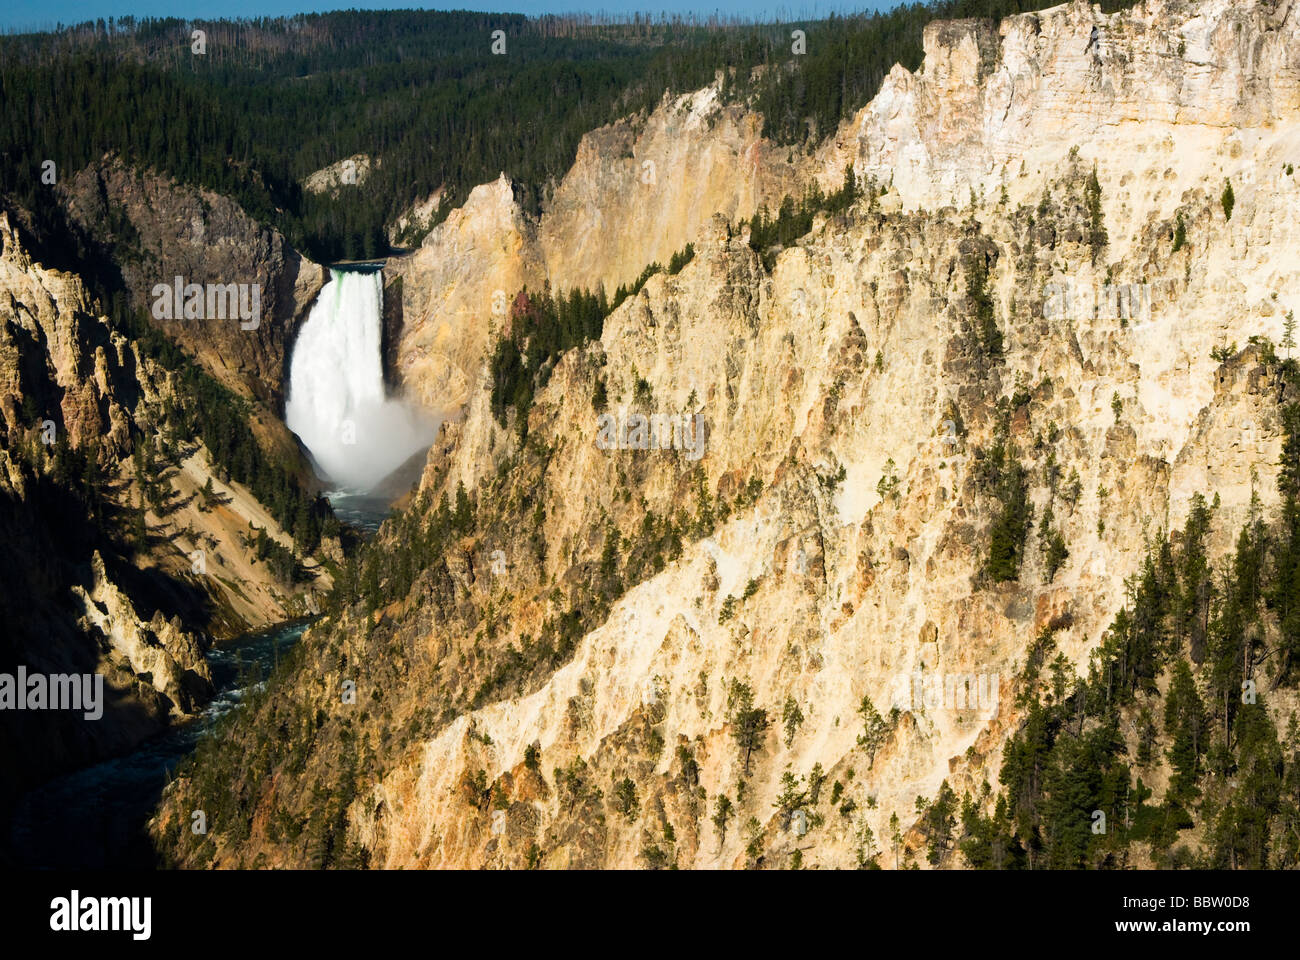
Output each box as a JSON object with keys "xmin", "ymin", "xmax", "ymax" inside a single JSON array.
[{"xmin": 1, "ymin": 2, "xmax": 1139, "ymax": 263}]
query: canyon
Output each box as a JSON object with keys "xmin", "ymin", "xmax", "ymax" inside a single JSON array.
[
  {"xmin": 144, "ymin": 0, "xmax": 1300, "ymax": 868},
  {"xmin": 0, "ymin": 184, "xmax": 330, "ymax": 837},
  {"xmin": 2, "ymin": 0, "xmax": 1298, "ymax": 871}
]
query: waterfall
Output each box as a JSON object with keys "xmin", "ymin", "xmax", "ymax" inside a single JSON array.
[{"xmin": 286, "ymin": 268, "xmax": 435, "ymax": 493}]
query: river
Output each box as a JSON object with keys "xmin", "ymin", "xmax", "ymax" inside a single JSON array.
[
  {"xmin": 326, "ymin": 490, "xmax": 394, "ymax": 534},
  {"xmin": 8, "ymin": 619, "xmax": 311, "ymax": 869}
]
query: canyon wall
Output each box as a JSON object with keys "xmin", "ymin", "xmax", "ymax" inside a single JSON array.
[
  {"xmin": 60, "ymin": 155, "xmax": 326, "ymax": 411},
  {"xmin": 0, "ymin": 205, "xmax": 323, "ymax": 831},
  {"xmin": 385, "ymin": 86, "xmax": 803, "ymax": 413},
  {"xmin": 154, "ymin": 0, "xmax": 1300, "ymax": 869},
  {"xmin": 365, "ymin": 0, "xmax": 1300, "ymax": 869}
]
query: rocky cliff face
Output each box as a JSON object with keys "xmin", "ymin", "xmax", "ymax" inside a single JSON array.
[
  {"xmin": 384, "ymin": 176, "xmax": 546, "ymax": 413},
  {"xmin": 0, "ymin": 205, "xmax": 322, "ymax": 831},
  {"xmin": 816, "ymin": 0, "xmax": 1300, "ymax": 215},
  {"xmin": 385, "ymin": 86, "xmax": 801, "ymax": 413},
  {"xmin": 154, "ymin": 0, "xmax": 1300, "ymax": 869},
  {"xmin": 0, "ymin": 209, "xmax": 133, "ymax": 455},
  {"xmin": 394, "ymin": 0, "xmax": 1300, "ymax": 433},
  {"xmin": 1, "ymin": 204, "xmax": 198, "ymax": 812},
  {"xmin": 59, "ymin": 155, "xmax": 325, "ymax": 409},
  {"xmin": 356, "ymin": 191, "xmax": 1288, "ymax": 868},
  {"xmin": 302, "ymin": 154, "xmax": 374, "ymax": 196}
]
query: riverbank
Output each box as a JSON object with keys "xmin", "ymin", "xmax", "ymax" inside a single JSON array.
[{"xmin": 7, "ymin": 619, "xmax": 311, "ymax": 869}]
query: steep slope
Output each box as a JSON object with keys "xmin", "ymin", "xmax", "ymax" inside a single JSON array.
[
  {"xmin": 385, "ymin": 86, "xmax": 802, "ymax": 413},
  {"xmin": 153, "ymin": 0, "xmax": 1300, "ymax": 870},
  {"xmin": 0, "ymin": 205, "xmax": 328, "ymax": 852},
  {"xmin": 59, "ymin": 154, "xmax": 326, "ymax": 411},
  {"xmin": 816, "ymin": 0, "xmax": 1300, "ymax": 218}
]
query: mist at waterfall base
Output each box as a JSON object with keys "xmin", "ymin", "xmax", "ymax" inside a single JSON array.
[{"xmin": 286, "ymin": 269, "xmax": 437, "ymax": 501}]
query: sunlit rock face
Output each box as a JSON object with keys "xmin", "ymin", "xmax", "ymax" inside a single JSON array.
[
  {"xmin": 155, "ymin": 0, "xmax": 1300, "ymax": 869},
  {"xmin": 384, "ymin": 88, "xmax": 802, "ymax": 417},
  {"xmin": 354, "ymin": 0, "xmax": 1300, "ymax": 869}
]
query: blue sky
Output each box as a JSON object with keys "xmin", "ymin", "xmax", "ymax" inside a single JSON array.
[{"xmin": 3, "ymin": 1, "xmax": 895, "ymax": 33}]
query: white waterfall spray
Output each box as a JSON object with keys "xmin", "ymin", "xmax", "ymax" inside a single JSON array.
[{"xmin": 286, "ymin": 268, "xmax": 436, "ymax": 492}]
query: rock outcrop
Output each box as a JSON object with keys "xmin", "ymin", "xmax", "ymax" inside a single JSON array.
[
  {"xmin": 72, "ymin": 551, "xmax": 213, "ymax": 716},
  {"xmin": 817, "ymin": 0, "xmax": 1300, "ymax": 219},
  {"xmin": 302, "ymin": 154, "xmax": 374, "ymax": 196},
  {"xmin": 385, "ymin": 86, "xmax": 802, "ymax": 413},
  {"xmin": 59, "ymin": 154, "xmax": 325, "ymax": 408},
  {"xmin": 0, "ymin": 203, "xmax": 324, "ymax": 836}
]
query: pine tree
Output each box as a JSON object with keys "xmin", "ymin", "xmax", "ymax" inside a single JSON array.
[
  {"xmin": 857, "ymin": 694, "xmax": 889, "ymax": 765},
  {"xmin": 965, "ymin": 249, "xmax": 1003, "ymax": 360},
  {"xmin": 132, "ymin": 495, "xmax": 148, "ymax": 554},
  {"xmin": 1270, "ymin": 403, "xmax": 1300, "ymax": 685},
  {"xmin": 452, "ymin": 481, "xmax": 473, "ymax": 534},
  {"xmin": 855, "ymin": 815, "xmax": 878, "ymax": 868},
  {"xmin": 712, "ymin": 794, "xmax": 734, "ymax": 846},
  {"xmin": 889, "ymin": 810, "xmax": 903, "ymax": 868},
  {"xmin": 918, "ymin": 781, "xmax": 958, "ymax": 864},
  {"xmin": 782, "ymin": 695, "xmax": 804, "ymax": 747},
  {"xmin": 1085, "ymin": 164, "xmax": 1107, "ymax": 262},
  {"xmin": 772, "ymin": 772, "xmax": 809, "ymax": 830},
  {"xmin": 958, "ymin": 793, "xmax": 995, "ymax": 868},
  {"xmin": 1164, "ymin": 660, "xmax": 1206, "ymax": 805},
  {"xmin": 726, "ymin": 679, "xmax": 770, "ymax": 774},
  {"xmin": 986, "ymin": 446, "xmax": 1032, "ymax": 582}
]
